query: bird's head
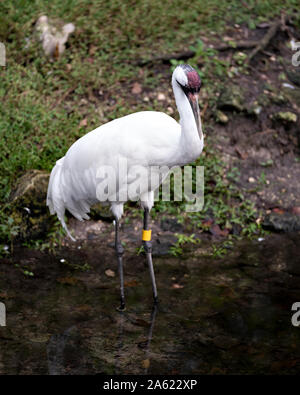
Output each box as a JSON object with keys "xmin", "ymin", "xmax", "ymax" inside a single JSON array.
[{"xmin": 173, "ymin": 64, "xmax": 202, "ymax": 133}]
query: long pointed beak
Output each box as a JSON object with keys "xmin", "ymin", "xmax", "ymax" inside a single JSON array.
[{"xmin": 187, "ymin": 92, "xmax": 201, "ymax": 134}]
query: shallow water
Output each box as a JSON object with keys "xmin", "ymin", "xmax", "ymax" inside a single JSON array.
[{"xmin": 0, "ymin": 232, "xmax": 300, "ymax": 374}]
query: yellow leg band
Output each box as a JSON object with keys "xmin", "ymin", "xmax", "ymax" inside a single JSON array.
[{"xmin": 142, "ymin": 229, "xmax": 152, "ymax": 241}]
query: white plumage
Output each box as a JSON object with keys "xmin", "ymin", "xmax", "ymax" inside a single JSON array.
[{"xmin": 47, "ymin": 64, "xmax": 204, "ymax": 242}]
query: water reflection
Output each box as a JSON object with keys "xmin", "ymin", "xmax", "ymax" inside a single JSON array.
[{"xmin": 1, "ymin": 233, "xmax": 300, "ymax": 374}]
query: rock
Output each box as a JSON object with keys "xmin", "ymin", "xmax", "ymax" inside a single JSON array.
[
  {"xmin": 262, "ymin": 212, "xmax": 300, "ymax": 232},
  {"xmin": 285, "ymin": 68, "xmax": 300, "ymax": 87},
  {"xmin": 9, "ymin": 170, "xmax": 52, "ymax": 240},
  {"xmin": 215, "ymin": 110, "xmax": 229, "ymax": 124},
  {"xmin": 9, "ymin": 170, "xmax": 116, "ymax": 241},
  {"xmin": 217, "ymin": 84, "xmax": 246, "ymax": 112},
  {"xmin": 269, "ymin": 92, "xmax": 286, "ymax": 104},
  {"xmin": 152, "ymin": 234, "xmax": 177, "ymax": 256},
  {"xmin": 273, "ymin": 111, "xmax": 297, "ymax": 123},
  {"xmin": 157, "ymin": 93, "xmax": 166, "ymax": 101},
  {"xmin": 160, "ymin": 218, "xmax": 183, "ymax": 232}
]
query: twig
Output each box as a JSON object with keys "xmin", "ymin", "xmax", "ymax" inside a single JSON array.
[
  {"xmin": 247, "ymin": 17, "xmax": 284, "ymax": 64},
  {"xmin": 51, "ymin": 85, "xmax": 76, "ymax": 109},
  {"xmin": 250, "ymin": 128, "xmax": 276, "ymax": 139},
  {"xmin": 201, "ymin": 101, "xmax": 209, "ymax": 119},
  {"xmin": 136, "ymin": 50, "xmax": 195, "ymax": 66},
  {"xmin": 136, "ymin": 40, "xmax": 260, "ymax": 66}
]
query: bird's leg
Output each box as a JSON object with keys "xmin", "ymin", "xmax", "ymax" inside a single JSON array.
[
  {"xmin": 115, "ymin": 219, "xmax": 125, "ymax": 311},
  {"xmin": 143, "ymin": 209, "xmax": 158, "ymax": 304},
  {"xmin": 143, "ymin": 303, "xmax": 158, "ymax": 374}
]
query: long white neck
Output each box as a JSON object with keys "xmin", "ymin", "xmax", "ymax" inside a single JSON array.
[{"xmin": 172, "ymin": 75, "xmax": 204, "ymax": 164}]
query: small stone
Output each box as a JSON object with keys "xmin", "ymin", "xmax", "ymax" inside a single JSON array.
[
  {"xmin": 253, "ymin": 106, "xmax": 262, "ymax": 115},
  {"xmin": 105, "ymin": 269, "xmax": 115, "ymax": 278},
  {"xmin": 274, "ymin": 111, "xmax": 297, "ymax": 123},
  {"xmin": 131, "ymin": 82, "xmax": 142, "ymax": 94},
  {"xmin": 172, "ymin": 283, "xmax": 184, "ymax": 289},
  {"xmin": 157, "ymin": 92, "xmax": 166, "ymax": 101},
  {"xmin": 263, "ymin": 212, "xmax": 300, "ymax": 232},
  {"xmin": 216, "ymin": 110, "xmax": 228, "ymax": 124},
  {"xmin": 248, "ymin": 177, "xmax": 256, "ymax": 183},
  {"xmin": 282, "ymin": 83, "xmax": 295, "ymax": 90}
]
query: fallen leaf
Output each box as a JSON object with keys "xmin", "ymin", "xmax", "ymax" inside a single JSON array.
[
  {"xmin": 202, "ymin": 218, "xmax": 214, "ymax": 228},
  {"xmin": 105, "ymin": 269, "xmax": 115, "ymax": 277},
  {"xmin": 89, "ymin": 45, "xmax": 97, "ymax": 55},
  {"xmin": 131, "ymin": 82, "xmax": 142, "ymax": 94},
  {"xmin": 172, "ymin": 283, "xmax": 184, "ymax": 289},
  {"xmin": 134, "ymin": 319, "xmax": 150, "ymax": 327},
  {"xmin": 124, "ymin": 280, "xmax": 138, "ymax": 287},
  {"xmin": 142, "ymin": 359, "xmax": 150, "ymax": 369},
  {"xmin": 75, "ymin": 304, "xmax": 92, "ymax": 313},
  {"xmin": 79, "ymin": 118, "xmax": 88, "ymax": 127},
  {"xmin": 57, "ymin": 277, "xmax": 78, "ymax": 286},
  {"xmin": 157, "ymin": 92, "xmax": 166, "ymax": 101},
  {"xmin": 291, "ymin": 207, "xmax": 300, "ymax": 216},
  {"xmin": 210, "ymin": 224, "xmax": 229, "ymax": 237},
  {"xmin": 235, "ymin": 146, "xmax": 248, "ymax": 159},
  {"xmin": 272, "ymin": 208, "xmax": 285, "ymax": 214},
  {"xmin": 0, "ymin": 291, "xmax": 9, "ymax": 299}
]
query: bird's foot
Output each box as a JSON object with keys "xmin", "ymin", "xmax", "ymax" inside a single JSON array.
[
  {"xmin": 116, "ymin": 300, "xmax": 126, "ymax": 312},
  {"xmin": 143, "ymin": 240, "xmax": 152, "ymax": 253}
]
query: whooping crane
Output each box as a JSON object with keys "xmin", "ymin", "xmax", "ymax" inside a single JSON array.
[{"xmin": 47, "ymin": 64, "xmax": 203, "ymax": 310}]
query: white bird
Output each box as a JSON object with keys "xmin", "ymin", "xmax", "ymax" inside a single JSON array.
[{"xmin": 47, "ymin": 64, "xmax": 203, "ymax": 310}]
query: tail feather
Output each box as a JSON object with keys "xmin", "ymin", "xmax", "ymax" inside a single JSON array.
[
  {"xmin": 47, "ymin": 157, "xmax": 76, "ymax": 241},
  {"xmin": 47, "ymin": 157, "xmax": 100, "ymax": 241}
]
